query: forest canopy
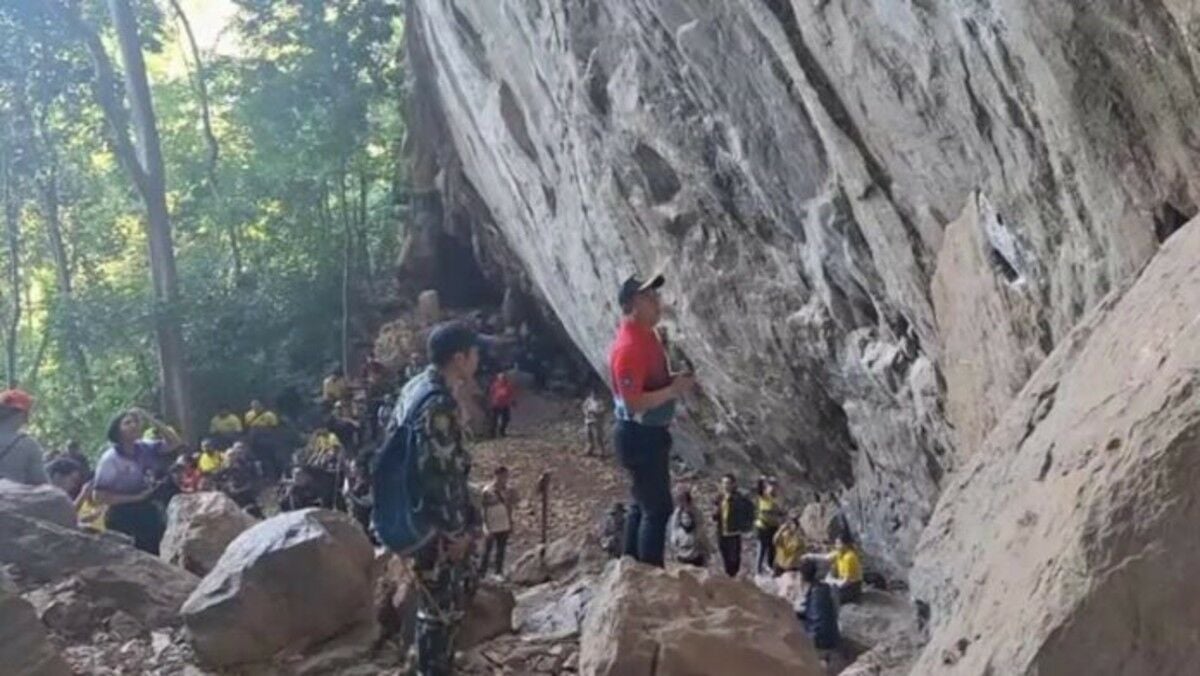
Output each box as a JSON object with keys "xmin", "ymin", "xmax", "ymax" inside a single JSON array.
[{"xmin": 0, "ymin": 0, "xmax": 407, "ymax": 451}]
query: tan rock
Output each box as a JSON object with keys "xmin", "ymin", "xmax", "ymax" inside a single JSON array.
[
  {"xmin": 912, "ymin": 220, "xmax": 1200, "ymax": 674},
  {"xmin": 161, "ymin": 492, "xmax": 257, "ymax": 576},
  {"xmin": 579, "ymin": 558, "xmax": 822, "ymax": 675},
  {"xmin": 181, "ymin": 509, "xmax": 376, "ymax": 667},
  {"xmin": 931, "ymin": 193, "xmax": 1049, "ymax": 456},
  {"xmin": 416, "ymin": 289, "xmax": 441, "ymax": 325}
]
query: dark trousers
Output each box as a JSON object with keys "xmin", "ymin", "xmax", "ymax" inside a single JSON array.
[
  {"xmin": 615, "ymin": 421, "xmax": 673, "ymax": 567},
  {"xmin": 756, "ymin": 526, "xmax": 778, "ymax": 574},
  {"xmin": 106, "ymin": 499, "xmax": 165, "ymax": 555},
  {"xmin": 490, "ymin": 407, "xmax": 511, "ymax": 437},
  {"xmin": 482, "ymin": 531, "xmax": 510, "ymax": 575},
  {"xmin": 413, "ymin": 543, "xmax": 470, "ymax": 676},
  {"xmin": 837, "ymin": 580, "xmax": 864, "ymax": 604},
  {"xmin": 718, "ymin": 534, "xmax": 742, "ymax": 577}
]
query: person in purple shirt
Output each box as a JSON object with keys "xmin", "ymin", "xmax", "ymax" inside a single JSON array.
[{"xmin": 92, "ymin": 407, "xmax": 182, "ymax": 554}]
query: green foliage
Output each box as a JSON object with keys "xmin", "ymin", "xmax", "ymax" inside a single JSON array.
[{"xmin": 0, "ymin": 0, "xmax": 407, "ymax": 453}]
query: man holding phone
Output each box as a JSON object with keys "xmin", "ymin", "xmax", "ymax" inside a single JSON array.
[{"xmin": 609, "ymin": 272, "xmax": 695, "ymax": 567}]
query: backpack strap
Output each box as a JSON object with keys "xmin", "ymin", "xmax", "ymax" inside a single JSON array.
[{"xmin": 0, "ymin": 433, "xmax": 28, "ymax": 465}]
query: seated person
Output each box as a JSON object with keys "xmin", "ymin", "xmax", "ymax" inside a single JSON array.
[
  {"xmin": 217, "ymin": 442, "xmax": 263, "ymax": 518},
  {"xmin": 814, "ymin": 533, "xmax": 864, "ymax": 603},
  {"xmin": 798, "ymin": 559, "xmax": 841, "ymax": 666},
  {"xmin": 773, "ymin": 514, "xmax": 808, "ymax": 573},
  {"xmin": 197, "ymin": 438, "xmax": 226, "ymax": 475},
  {"xmin": 170, "ymin": 453, "xmax": 203, "ymax": 494},
  {"xmin": 46, "ymin": 457, "xmax": 86, "ymax": 501}
]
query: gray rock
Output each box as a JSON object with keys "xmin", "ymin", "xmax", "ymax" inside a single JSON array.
[
  {"xmin": 405, "ymin": 0, "xmax": 1200, "ymax": 578},
  {"xmin": 514, "ymin": 577, "xmax": 594, "ymax": 638},
  {"xmin": 456, "ymin": 581, "xmax": 514, "ymax": 649},
  {"xmin": 0, "ymin": 511, "xmax": 197, "ymax": 628},
  {"xmin": 0, "ymin": 571, "xmax": 72, "ymax": 676},
  {"xmin": 181, "ymin": 509, "xmax": 376, "ymax": 668},
  {"xmin": 0, "ymin": 478, "xmax": 76, "ymax": 528}
]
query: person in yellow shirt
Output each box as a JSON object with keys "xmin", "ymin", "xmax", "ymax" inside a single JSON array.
[
  {"xmin": 244, "ymin": 399, "xmax": 280, "ymax": 429},
  {"xmin": 197, "ymin": 439, "xmax": 226, "ymax": 475},
  {"xmin": 819, "ymin": 534, "xmax": 863, "ymax": 603},
  {"xmin": 209, "ymin": 404, "xmax": 244, "ymax": 450},
  {"xmin": 772, "ymin": 515, "xmax": 807, "ymax": 573},
  {"xmin": 753, "ymin": 477, "xmax": 785, "ymax": 575}
]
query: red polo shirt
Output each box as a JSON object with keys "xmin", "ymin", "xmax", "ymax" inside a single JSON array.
[{"xmin": 609, "ymin": 319, "xmax": 675, "ymax": 425}]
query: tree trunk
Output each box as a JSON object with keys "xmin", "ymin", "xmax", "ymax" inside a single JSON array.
[
  {"xmin": 105, "ymin": 0, "xmax": 194, "ymax": 436},
  {"xmin": 338, "ymin": 169, "xmax": 352, "ymax": 375},
  {"xmin": 1, "ymin": 153, "xmax": 18, "ymax": 387},
  {"xmin": 39, "ymin": 160, "xmax": 96, "ymax": 400}
]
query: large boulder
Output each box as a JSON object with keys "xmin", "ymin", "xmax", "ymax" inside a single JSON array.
[
  {"xmin": 0, "ymin": 572, "xmax": 72, "ymax": 676},
  {"xmin": 160, "ymin": 491, "xmax": 257, "ymax": 576},
  {"xmin": 514, "ymin": 577, "xmax": 594, "ymax": 638},
  {"xmin": 0, "ymin": 478, "xmax": 76, "ymax": 527},
  {"xmin": 0, "ymin": 511, "xmax": 197, "ymax": 628},
  {"xmin": 580, "ymin": 558, "xmax": 822, "ymax": 675},
  {"xmin": 912, "ymin": 221, "xmax": 1200, "ymax": 673},
  {"xmin": 457, "ymin": 581, "xmax": 514, "ymax": 649},
  {"xmin": 510, "ymin": 531, "xmax": 604, "ymax": 586},
  {"xmin": 181, "ymin": 509, "xmax": 376, "ymax": 668}
]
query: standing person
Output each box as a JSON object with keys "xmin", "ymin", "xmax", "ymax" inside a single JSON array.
[
  {"xmin": 754, "ymin": 477, "xmax": 785, "ymax": 575},
  {"xmin": 581, "ymin": 390, "xmax": 606, "ymax": 456},
  {"xmin": 668, "ymin": 487, "xmax": 710, "ymax": 567},
  {"xmin": 713, "ymin": 474, "xmax": 754, "ymax": 577},
  {"xmin": 480, "ymin": 466, "xmax": 517, "ymax": 578},
  {"xmin": 389, "ymin": 322, "xmax": 479, "ymax": 676},
  {"xmin": 209, "ymin": 404, "xmax": 244, "ymax": 450},
  {"xmin": 487, "ymin": 372, "xmax": 516, "ymax": 438},
  {"xmin": 244, "ymin": 399, "xmax": 279, "ymax": 429},
  {"xmin": 798, "ymin": 558, "xmax": 841, "ymax": 667},
  {"xmin": 0, "ymin": 389, "xmax": 48, "ymax": 486},
  {"xmin": 92, "ymin": 408, "xmax": 181, "ymax": 554},
  {"xmin": 244, "ymin": 399, "xmax": 282, "ymax": 479},
  {"xmin": 609, "ymin": 272, "xmax": 695, "ymax": 567}
]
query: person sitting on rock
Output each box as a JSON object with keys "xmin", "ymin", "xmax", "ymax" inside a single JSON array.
[
  {"xmin": 754, "ymin": 477, "xmax": 785, "ymax": 575},
  {"xmin": 480, "ymin": 465, "xmax": 518, "ymax": 578},
  {"xmin": 197, "ymin": 438, "xmax": 225, "ymax": 475},
  {"xmin": 46, "ymin": 456, "xmax": 86, "ymax": 502},
  {"xmin": 668, "ymin": 487, "xmax": 710, "ymax": 568},
  {"xmin": 811, "ymin": 533, "xmax": 864, "ymax": 603},
  {"xmin": 773, "ymin": 513, "xmax": 808, "ymax": 574},
  {"xmin": 713, "ymin": 474, "xmax": 754, "ymax": 577},
  {"xmin": 798, "ymin": 558, "xmax": 841, "ymax": 666}
]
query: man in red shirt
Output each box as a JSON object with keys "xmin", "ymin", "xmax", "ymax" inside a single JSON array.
[
  {"xmin": 608, "ymin": 272, "xmax": 695, "ymax": 566},
  {"xmin": 488, "ymin": 371, "xmax": 517, "ymax": 437}
]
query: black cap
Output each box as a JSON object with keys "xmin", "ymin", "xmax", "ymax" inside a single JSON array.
[
  {"xmin": 427, "ymin": 321, "xmax": 480, "ymax": 367},
  {"xmin": 618, "ymin": 272, "xmax": 665, "ymax": 309}
]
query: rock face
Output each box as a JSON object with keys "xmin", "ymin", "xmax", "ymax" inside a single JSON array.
[
  {"xmin": 457, "ymin": 581, "xmax": 515, "ymax": 649},
  {"xmin": 580, "ymin": 558, "xmax": 822, "ymax": 675},
  {"xmin": 181, "ymin": 509, "xmax": 376, "ymax": 668},
  {"xmin": 0, "ymin": 572, "xmax": 72, "ymax": 676},
  {"xmin": 0, "ymin": 511, "xmax": 197, "ymax": 628},
  {"xmin": 911, "ymin": 220, "xmax": 1200, "ymax": 673},
  {"xmin": 406, "ymin": 0, "xmax": 1200, "ymax": 575},
  {"xmin": 0, "ymin": 478, "xmax": 77, "ymax": 528},
  {"xmin": 160, "ymin": 491, "xmax": 257, "ymax": 576}
]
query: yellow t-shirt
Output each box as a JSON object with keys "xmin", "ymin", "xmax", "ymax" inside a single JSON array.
[
  {"xmin": 245, "ymin": 410, "xmax": 279, "ymax": 428},
  {"xmin": 210, "ymin": 414, "xmax": 244, "ymax": 435},
  {"xmin": 78, "ymin": 497, "xmax": 106, "ymax": 532},
  {"xmin": 198, "ymin": 451, "xmax": 225, "ymax": 474},
  {"xmin": 755, "ymin": 495, "xmax": 781, "ymax": 530},
  {"xmin": 774, "ymin": 527, "xmax": 805, "ymax": 570},
  {"xmin": 834, "ymin": 548, "xmax": 863, "ymax": 583}
]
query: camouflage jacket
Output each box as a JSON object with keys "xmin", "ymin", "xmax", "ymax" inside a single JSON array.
[{"xmin": 394, "ymin": 366, "xmax": 473, "ymax": 536}]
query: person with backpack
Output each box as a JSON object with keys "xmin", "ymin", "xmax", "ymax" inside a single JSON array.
[
  {"xmin": 374, "ymin": 322, "xmax": 479, "ymax": 676},
  {"xmin": 668, "ymin": 487, "xmax": 710, "ymax": 567},
  {"xmin": 713, "ymin": 474, "xmax": 754, "ymax": 577},
  {"xmin": 480, "ymin": 465, "xmax": 518, "ymax": 578},
  {"xmin": 754, "ymin": 477, "xmax": 785, "ymax": 575},
  {"xmin": 0, "ymin": 389, "xmax": 48, "ymax": 486}
]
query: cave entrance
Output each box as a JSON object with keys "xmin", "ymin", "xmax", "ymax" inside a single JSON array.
[{"xmin": 432, "ymin": 228, "xmax": 500, "ymax": 309}]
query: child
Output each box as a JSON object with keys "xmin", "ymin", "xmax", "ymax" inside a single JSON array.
[
  {"xmin": 480, "ymin": 466, "xmax": 518, "ymax": 577},
  {"xmin": 668, "ymin": 487, "xmax": 710, "ymax": 567}
]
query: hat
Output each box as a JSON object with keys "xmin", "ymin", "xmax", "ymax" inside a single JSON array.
[
  {"xmin": 618, "ymin": 272, "xmax": 665, "ymax": 308},
  {"xmin": 0, "ymin": 389, "xmax": 34, "ymax": 413},
  {"xmin": 427, "ymin": 321, "xmax": 481, "ymax": 367}
]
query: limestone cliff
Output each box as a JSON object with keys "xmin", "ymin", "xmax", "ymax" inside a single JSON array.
[{"xmin": 405, "ymin": 0, "xmax": 1200, "ymax": 575}]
